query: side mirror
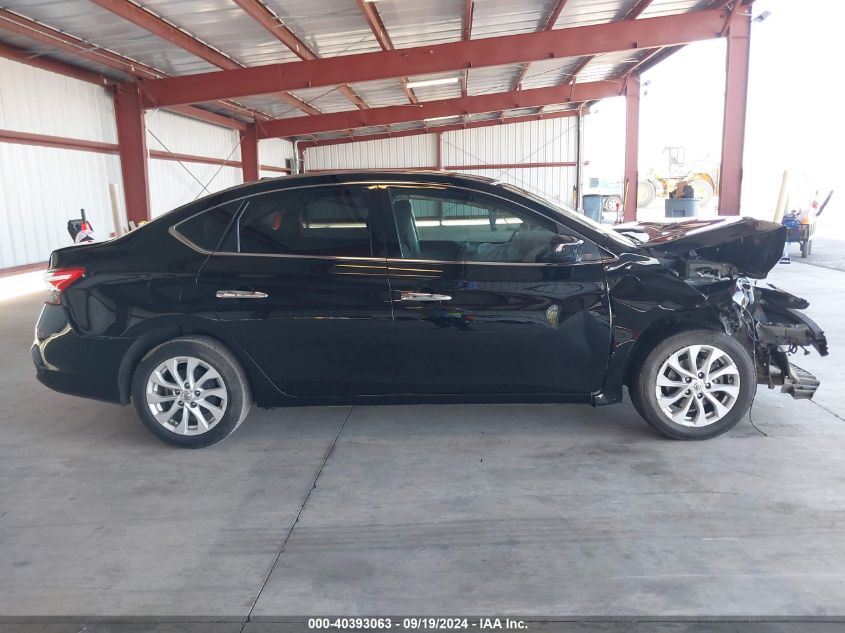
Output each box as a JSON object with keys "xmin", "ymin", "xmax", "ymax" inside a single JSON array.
[{"xmin": 548, "ymin": 234, "xmax": 584, "ymax": 264}]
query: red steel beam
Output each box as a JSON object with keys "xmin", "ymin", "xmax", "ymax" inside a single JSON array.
[
  {"xmin": 621, "ymin": 0, "xmax": 656, "ymax": 20},
  {"xmin": 297, "ymin": 109, "xmax": 581, "ymax": 149},
  {"xmin": 164, "ymin": 105, "xmax": 247, "ymax": 131},
  {"xmin": 240, "ymin": 123, "xmax": 260, "ymax": 182},
  {"xmin": 559, "ymin": 0, "xmax": 655, "ymax": 87},
  {"xmin": 0, "ymin": 11, "xmax": 267, "ymax": 124},
  {"xmin": 89, "ymin": 0, "xmax": 239, "ymax": 70},
  {"xmin": 513, "ymin": 0, "xmax": 571, "ymax": 90},
  {"xmin": 258, "ymin": 81, "xmax": 619, "ymax": 138},
  {"xmin": 0, "ymin": 128, "xmax": 118, "ymax": 154},
  {"xmin": 89, "ymin": 0, "xmax": 317, "ymax": 116},
  {"xmin": 718, "ymin": 9, "xmax": 750, "ymax": 215},
  {"xmin": 623, "ymin": 74, "xmax": 640, "ymax": 222},
  {"xmin": 460, "ymin": 1, "xmax": 473, "ymax": 97},
  {"xmin": 0, "ymin": 127, "xmax": 289, "ymax": 174},
  {"xmin": 0, "ymin": 7, "xmax": 160, "ymax": 79},
  {"xmin": 0, "ymin": 41, "xmax": 109, "ymax": 86},
  {"xmin": 233, "ymin": 0, "xmax": 367, "ymax": 109},
  {"xmin": 140, "ymin": 9, "xmax": 727, "ymax": 108},
  {"xmin": 463, "ymin": 1, "xmax": 474, "ymax": 41},
  {"xmin": 113, "ymin": 84, "xmax": 151, "ymax": 224},
  {"xmin": 356, "ymin": 0, "xmax": 417, "ymax": 104},
  {"xmin": 232, "ymin": 0, "xmax": 316, "ymax": 60},
  {"xmin": 0, "ymin": 43, "xmax": 247, "ymax": 130}
]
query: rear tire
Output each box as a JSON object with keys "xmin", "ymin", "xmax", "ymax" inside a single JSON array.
[
  {"xmin": 629, "ymin": 330, "xmax": 756, "ymax": 440},
  {"xmin": 132, "ymin": 336, "xmax": 252, "ymax": 448}
]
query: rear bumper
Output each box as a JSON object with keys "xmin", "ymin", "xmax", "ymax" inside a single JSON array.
[{"xmin": 32, "ymin": 303, "xmax": 129, "ymax": 404}]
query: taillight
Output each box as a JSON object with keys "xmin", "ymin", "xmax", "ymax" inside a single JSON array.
[{"xmin": 44, "ymin": 267, "xmax": 85, "ymax": 305}]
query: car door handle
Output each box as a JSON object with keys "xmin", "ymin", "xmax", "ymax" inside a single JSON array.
[
  {"xmin": 399, "ymin": 291, "xmax": 452, "ymax": 302},
  {"xmin": 216, "ymin": 289, "xmax": 269, "ymax": 299}
]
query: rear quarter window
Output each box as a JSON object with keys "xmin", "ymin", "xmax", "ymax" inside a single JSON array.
[{"xmin": 174, "ymin": 202, "xmax": 239, "ymax": 252}]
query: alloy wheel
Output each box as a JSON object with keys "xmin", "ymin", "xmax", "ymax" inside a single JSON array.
[
  {"xmin": 654, "ymin": 344, "xmax": 741, "ymax": 427},
  {"xmin": 145, "ymin": 356, "xmax": 228, "ymax": 435}
]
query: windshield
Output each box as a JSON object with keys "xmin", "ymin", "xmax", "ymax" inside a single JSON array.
[{"xmin": 496, "ymin": 182, "xmax": 639, "ymax": 248}]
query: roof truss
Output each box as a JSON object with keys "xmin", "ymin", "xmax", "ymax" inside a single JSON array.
[{"xmin": 137, "ymin": 9, "xmax": 727, "ymax": 109}]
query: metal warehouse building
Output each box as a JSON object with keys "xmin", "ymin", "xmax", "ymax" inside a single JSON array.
[
  {"xmin": 1, "ymin": 0, "xmax": 750, "ymax": 272},
  {"xmin": 4, "ymin": 1, "xmax": 844, "ymax": 630}
]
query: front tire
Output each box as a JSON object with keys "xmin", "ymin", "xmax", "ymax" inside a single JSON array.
[
  {"xmin": 132, "ymin": 336, "xmax": 252, "ymax": 448},
  {"xmin": 630, "ymin": 330, "xmax": 756, "ymax": 440}
]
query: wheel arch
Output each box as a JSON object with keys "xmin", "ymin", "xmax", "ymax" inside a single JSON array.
[
  {"xmin": 116, "ymin": 320, "xmax": 278, "ymax": 406},
  {"xmin": 622, "ymin": 308, "xmax": 726, "ymax": 387}
]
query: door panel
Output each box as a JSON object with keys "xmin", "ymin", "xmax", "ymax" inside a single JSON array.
[
  {"xmin": 197, "ymin": 254, "xmax": 393, "ymax": 397},
  {"xmin": 385, "ymin": 184, "xmax": 610, "ymax": 395},
  {"xmin": 187, "ymin": 184, "xmax": 394, "ymax": 397},
  {"xmin": 389, "ymin": 260, "xmax": 609, "ymax": 394}
]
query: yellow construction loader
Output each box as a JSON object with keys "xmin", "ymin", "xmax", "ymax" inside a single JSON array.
[{"xmin": 636, "ymin": 146, "xmax": 719, "ymax": 207}]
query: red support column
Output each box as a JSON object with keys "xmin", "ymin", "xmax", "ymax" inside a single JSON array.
[
  {"xmin": 241, "ymin": 123, "xmax": 260, "ymax": 182},
  {"xmin": 113, "ymin": 84, "xmax": 150, "ymax": 225},
  {"xmin": 718, "ymin": 11, "xmax": 751, "ymax": 216},
  {"xmin": 623, "ymin": 74, "xmax": 640, "ymax": 223}
]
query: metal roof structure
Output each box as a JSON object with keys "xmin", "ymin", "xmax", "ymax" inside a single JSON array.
[
  {"xmin": 1, "ymin": 0, "xmax": 732, "ymax": 142},
  {"xmin": 0, "ymin": 0, "xmax": 751, "ymax": 224}
]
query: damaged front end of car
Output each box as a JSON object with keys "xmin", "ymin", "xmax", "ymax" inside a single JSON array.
[
  {"xmin": 721, "ymin": 279, "xmax": 827, "ymax": 399},
  {"xmin": 617, "ymin": 217, "xmax": 829, "ymax": 401}
]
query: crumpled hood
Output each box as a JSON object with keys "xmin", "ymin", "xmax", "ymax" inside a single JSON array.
[{"xmin": 614, "ymin": 217, "xmax": 786, "ymax": 278}]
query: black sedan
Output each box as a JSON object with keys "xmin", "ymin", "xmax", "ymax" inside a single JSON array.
[{"xmin": 33, "ymin": 172, "xmax": 828, "ymax": 447}]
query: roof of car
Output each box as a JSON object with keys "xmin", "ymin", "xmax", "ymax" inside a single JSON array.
[{"xmin": 260, "ymin": 170, "xmax": 499, "ymax": 184}]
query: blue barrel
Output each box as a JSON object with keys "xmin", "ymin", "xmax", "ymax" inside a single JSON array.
[
  {"xmin": 582, "ymin": 194, "xmax": 603, "ymax": 222},
  {"xmin": 665, "ymin": 197, "xmax": 699, "ymax": 218}
]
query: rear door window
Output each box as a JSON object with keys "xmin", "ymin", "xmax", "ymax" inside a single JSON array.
[{"xmin": 235, "ymin": 186, "xmax": 377, "ymax": 258}]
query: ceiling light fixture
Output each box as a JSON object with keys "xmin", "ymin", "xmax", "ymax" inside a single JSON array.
[
  {"xmin": 406, "ymin": 77, "xmax": 461, "ymax": 89},
  {"xmin": 424, "ymin": 115, "xmax": 461, "ymax": 123}
]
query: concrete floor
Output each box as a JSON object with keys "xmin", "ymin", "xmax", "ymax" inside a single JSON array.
[{"xmin": 0, "ymin": 262, "xmax": 844, "ymax": 631}]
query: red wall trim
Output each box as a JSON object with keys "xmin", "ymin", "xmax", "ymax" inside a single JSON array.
[
  {"xmin": 0, "ymin": 128, "xmax": 118, "ymax": 154},
  {"xmin": 0, "ymin": 128, "xmax": 290, "ymax": 173},
  {"xmin": 148, "ymin": 150, "xmax": 239, "ymax": 168},
  {"xmin": 305, "ymin": 162, "xmax": 576, "ymax": 173},
  {"xmin": 448, "ymin": 162, "xmax": 576, "ymax": 170},
  {"xmin": 298, "ymin": 110, "xmax": 581, "ymax": 149}
]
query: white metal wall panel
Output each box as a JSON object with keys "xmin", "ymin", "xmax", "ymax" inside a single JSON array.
[
  {"xmin": 148, "ymin": 160, "xmax": 242, "ymax": 219},
  {"xmin": 457, "ymin": 167, "xmax": 577, "ymax": 207},
  {"xmin": 145, "ymin": 109, "xmax": 242, "ymax": 161},
  {"xmin": 305, "ymin": 135, "xmax": 437, "ymax": 170},
  {"xmin": 303, "ymin": 117, "xmax": 578, "ymax": 205},
  {"xmin": 0, "ymin": 58, "xmax": 117, "ymax": 143},
  {"xmin": 0, "ymin": 143, "xmax": 122, "ymax": 268},
  {"xmin": 441, "ymin": 117, "xmax": 577, "ymax": 166},
  {"xmin": 258, "ymin": 138, "xmax": 294, "ymax": 169}
]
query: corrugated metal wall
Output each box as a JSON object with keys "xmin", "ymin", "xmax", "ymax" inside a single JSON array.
[
  {"xmin": 0, "ymin": 58, "xmax": 117, "ymax": 142},
  {"xmin": 0, "ymin": 58, "xmax": 120, "ymax": 268},
  {"xmin": 1, "ymin": 57, "xmax": 297, "ymax": 267},
  {"xmin": 0, "ymin": 144, "xmax": 123, "ymax": 269},
  {"xmin": 304, "ymin": 116, "xmax": 578, "ymax": 206},
  {"xmin": 259, "ymin": 138, "xmax": 295, "ymax": 179},
  {"xmin": 309, "ymin": 135, "xmax": 437, "ymax": 170},
  {"xmin": 145, "ymin": 110, "xmax": 243, "ymax": 218},
  {"xmin": 148, "ymin": 160, "xmax": 243, "ymax": 219}
]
